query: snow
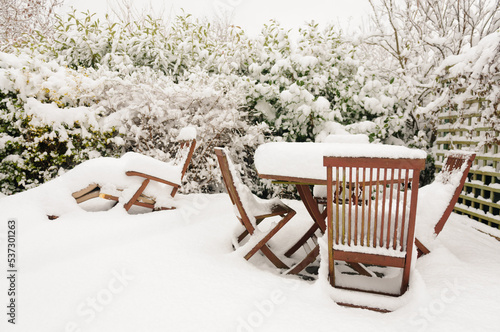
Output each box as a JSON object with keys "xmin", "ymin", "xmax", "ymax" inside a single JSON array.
[
  {"xmin": 120, "ymin": 152, "xmax": 183, "ymax": 185},
  {"xmin": 439, "ymin": 30, "xmax": 500, "ymax": 78},
  {"xmin": 176, "ymin": 126, "xmax": 197, "ymax": 141},
  {"xmin": 255, "ymin": 142, "xmax": 426, "ymax": 182},
  {"xmin": 324, "ymin": 143, "xmax": 427, "ymax": 159},
  {"xmin": 415, "ymin": 151, "xmax": 476, "ymax": 248},
  {"xmin": 24, "ymin": 98, "xmax": 99, "ymax": 128},
  {"xmin": 1, "ymin": 186, "xmax": 500, "ymax": 331},
  {"xmin": 255, "ymin": 142, "xmax": 336, "ymax": 181},
  {"xmin": 20, "ymin": 128, "xmax": 196, "ymax": 216}
]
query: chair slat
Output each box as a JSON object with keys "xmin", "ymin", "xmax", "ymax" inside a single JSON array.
[
  {"xmin": 400, "ymin": 169, "xmax": 410, "ymax": 252},
  {"xmin": 386, "ymin": 169, "xmax": 393, "ymax": 249},
  {"xmin": 380, "ymin": 168, "xmax": 387, "ymax": 248},
  {"xmin": 360, "ymin": 167, "xmax": 366, "ymax": 246},
  {"xmin": 393, "ymin": 169, "xmax": 402, "ymax": 250},
  {"xmin": 367, "ymin": 168, "xmax": 373, "ymax": 247},
  {"xmin": 373, "ymin": 168, "xmax": 380, "ymax": 248}
]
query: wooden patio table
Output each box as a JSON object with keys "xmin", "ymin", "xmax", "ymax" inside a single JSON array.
[{"xmin": 254, "ymin": 142, "xmax": 427, "ymax": 274}]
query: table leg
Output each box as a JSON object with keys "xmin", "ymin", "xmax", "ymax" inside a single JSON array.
[
  {"xmin": 286, "ymin": 184, "xmax": 372, "ymax": 277},
  {"xmin": 285, "ymin": 185, "xmax": 325, "ymax": 258},
  {"xmin": 296, "ymin": 184, "xmax": 327, "ymax": 232},
  {"xmin": 285, "ymin": 184, "xmax": 326, "ymax": 274}
]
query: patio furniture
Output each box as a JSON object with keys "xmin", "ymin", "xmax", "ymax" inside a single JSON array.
[
  {"xmin": 255, "ymin": 142, "xmax": 359, "ymax": 274},
  {"xmin": 215, "ymin": 147, "xmax": 296, "ymax": 270},
  {"xmin": 324, "ymin": 146, "xmax": 426, "ymax": 303},
  {"xmin": 415, "ymin": 151, "xmax": 476, "ymax": 257},
  {"xmin": 254, "ymin": 142, "xmax": 427, "ymax": 277},
  {"xmin": 72, "ymin": 128, "xmax": 197, "ymax": 212}
]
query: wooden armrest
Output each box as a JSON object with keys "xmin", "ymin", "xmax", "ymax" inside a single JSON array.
[{"xmin": 125, "ymin": 171, "xmax": 181, "ymax": 188}]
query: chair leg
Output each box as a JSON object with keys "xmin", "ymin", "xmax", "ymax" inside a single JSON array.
[
  {"xmin": 244, "ymin": 211, "xmax": 295, "ymax": 259},
  {"xmin": 258, "ymin": 245, "xmax": 289, "ymax": 269},
  {"xmin": 124, "ymin": 178, "xmax": 150, "ymax": 211},
  {"xmin": 287, "ymin": 245, "xmax": 320, "ymax": 275},
  {"xmin": 170, "ymin": 185, "xmax": 180, "ymax": 197},
  {"xmin": 237, "ymin": 217, "xmax": 267, "ymax": 243},
  {"xmin": 284, "ymin": 222, "xmax": 320, "ymax": 257}
]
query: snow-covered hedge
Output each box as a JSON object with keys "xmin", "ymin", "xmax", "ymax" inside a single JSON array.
[
  {"xmin": 2, "ymin": 12, "xmax": 449, "ymax": 195},
  {"xmin": 90, "ymin": 66, "xmax": 270, "ymax": 194},
  {"xmin": 40, "ymin": 13, "xmax": 400, "ymax": 142},
  {"xmin": 0, "ymin": 52, "xmax": 119, "ymax": 194},
  {"xmin": 0, "ymin": 50, "xmax": 270, "ymax": 195}
]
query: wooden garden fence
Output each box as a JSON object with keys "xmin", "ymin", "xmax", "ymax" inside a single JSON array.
[{"xmin": 435, "ymin": 112, "xmax": 500, "ymax": 229}]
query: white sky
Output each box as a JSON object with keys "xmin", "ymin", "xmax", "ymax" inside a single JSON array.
[{"xmin": 62, "ymin": 0, "xmax": 372, "ymax": 35}]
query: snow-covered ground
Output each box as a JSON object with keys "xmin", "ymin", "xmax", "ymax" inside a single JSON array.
[{"xmin": 1, "ymin": 185, "xmax": 500, "ymax": 331}]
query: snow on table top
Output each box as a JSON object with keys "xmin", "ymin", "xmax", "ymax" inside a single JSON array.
[
  {"xmin": 255, "ymin": 142, "xmax": 426, "ymax": 181},
  {"xmin": 324, "ymin": 143, "xmax": 427, "ymax": 159}
]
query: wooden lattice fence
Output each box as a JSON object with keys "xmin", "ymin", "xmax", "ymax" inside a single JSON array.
[{"xmin": 434, "ymin": 112, "xmax": 500, "ymax": 229}]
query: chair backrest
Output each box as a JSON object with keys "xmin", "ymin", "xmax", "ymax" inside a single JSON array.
[
  {"xmin": 214, "ymin": 148, "xmax": 255, "ymax": 233},
  {"xmin": 171, "ymin": 127, "xmax": 197, "ymax": 180},
  {"xmin": 324, "ymin": 156, "xmax": 425, "ymax": 296},
  {"xmin": 167, "ymin": 129, "xmax": 196, "ymax": 197},
  {"xmin": 175, "ymin": 139, "xmax": 197, "ymax": 180},
  {"xmin": 323, "ymin": 156, "xmax": 425, "ymax": 252},
  {"xmin": 433, "ymin": 152, "xmax": 476, "ymax": 234}
]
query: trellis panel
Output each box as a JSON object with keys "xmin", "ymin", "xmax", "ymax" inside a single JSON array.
[{"xmin": 435, "ymin": 112, "xmax": 499, "ymax": 229}]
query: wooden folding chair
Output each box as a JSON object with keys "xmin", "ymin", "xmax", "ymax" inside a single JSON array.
[
  {"xmin": 215, "ymin": 147, "xmax": 296, "ymax": 270},
  {"xmin": 72, "ymin": 136, "xmax": 196, "ymax": 212},
  {"xmin": 324, "ymin": 155, "xmax": 425, "ymax": 304},
  {"xmin": 415, "ymin": 151, "xmax": 476, "ymax": 257}
]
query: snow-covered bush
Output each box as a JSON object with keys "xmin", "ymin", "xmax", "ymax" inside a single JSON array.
[
  {"xmin": 0, "ymin": 0, "xmax": 62, "ymax": 51},
  {"xmin": 0, "ymin": 48, "xmax": 272, "ymax": 195},
  {"xmin": 90, "ymin": 66, "xmax": 270, "ymax": 194},
  {"xmin": 41, "ymin": 11, "xmax": 215, "ymax": 77},
  {"xmin": 245, "ymin": 21, "xmax": 397, "ymax": 142},
  {"xmin": 40, "ymin": 13, "xmax": 403, "ymax": 142},
  {"xmin": 363, "ymin": 0, "xmax": 500, "ymax": 149},
  {"xmin": 10, "ymin": 9, "xmax": 483, "ymax": 196},
  {"xmin": 420, "ymin": 30, "xmax": 500, "ymax": 149},
  {"xmin": 0, "ymin": 52, "xmax": 120, "ymax": 194}
]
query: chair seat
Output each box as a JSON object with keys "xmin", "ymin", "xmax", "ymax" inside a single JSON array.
[
  {"xmin": 269, "ymin": 200, "xmax": 294, "ymax": 214},
  {"xmin": 415, "ymin": 151, "xmax": 475, "ymax": 256},
  {"xmin": 254, "ymin": 199, "xmax": 294, "ymax": 219},
  {"xmin": 415, "ymin": 182, "xmax": 455, "ymax": 246}
]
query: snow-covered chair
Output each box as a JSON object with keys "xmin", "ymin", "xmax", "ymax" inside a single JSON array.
[
  {"xmin": 214, "ymin": 147, "xmax": 296, "ymax": 270},
  {"xmin": 415, "ymin": 151, "xmax": 476, "ymax": 257},
  {"xmin": 323, "ymin": 152, "xmax": 425, "ymax": 305},
  {"xmin": 72, "ymin": 127, "xmax": 197, "ymax": 212}
]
